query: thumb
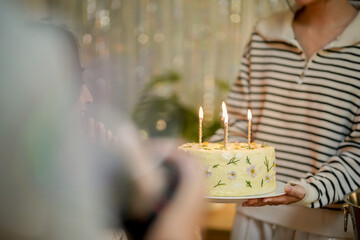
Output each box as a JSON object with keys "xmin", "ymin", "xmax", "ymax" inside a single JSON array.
[{"xmin": 284, "ymin": 184, "xmax": 306, "ymax": 199}]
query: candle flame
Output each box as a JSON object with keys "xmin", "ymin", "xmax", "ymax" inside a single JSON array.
[
  {"xmin": 222, "ymin": 101, "xmax": 227, "ymax": 117},
  {"xmin": 222, "ymin": 102, "xmax": 228, "ymax": 124},
  {"xmin": 199, "ymin": 106, "xmax": 203, "ymax": 120},
  {"xmin": 247, "ymin": 109, "xmax": 252, "ymax": 121}
]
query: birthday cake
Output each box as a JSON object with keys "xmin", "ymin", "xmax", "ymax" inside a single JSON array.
[{"xmin": 178, "ymin": 142, "xmax": 276, "ymax": 197}]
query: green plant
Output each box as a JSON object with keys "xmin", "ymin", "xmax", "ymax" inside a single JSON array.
[{"xmin": 132, "ymin": 70, "xmax": 229, "ymax": 141}]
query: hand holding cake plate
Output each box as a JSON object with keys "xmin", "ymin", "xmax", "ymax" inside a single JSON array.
[{"xmin": 242, "ymin": 182, "xmax": 306, "ymax": 207}]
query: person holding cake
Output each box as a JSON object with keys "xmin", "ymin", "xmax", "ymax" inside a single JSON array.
[{"xmin": 209, "ymin": 0, "xmax": 360, "ymax": 239}]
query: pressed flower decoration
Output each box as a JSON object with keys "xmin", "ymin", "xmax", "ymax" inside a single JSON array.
[
  {"xmin": 227, "ymin": 170, "xmax": 237, "ymax": 180},
  {"xmin": 205, "ymin": 166, "xmax": 212, "ymax": 178},
  {"xmin": 245, "ymin": 156, "xmax": 251, "ymax": 165},
  {"xmin": 224, "ymin": 152, "xmax": 241, "ymax": 165},
  {"xmin": 222, "ymin": 152, "xmax": 232, "ymax": 160},
  {"xmin": 227, "ymin": 156, "xmax": 239, "ymax": 165},
  {"xmin": 247, "ymin": 164, "xmax": 257, "ymax": 178},
  {"xmin": 214, "ymin": 180, "xmax": 226, "ymax": 188},
  {"xmin": 264, "ymin": 156, "xmax": 275, "ymax": 172},
  {"xmin": 265, "ymin": 174, "xmax": 273, "ymax": 183},
  {"xmin": 246, "ymin": 180, "xmax": 252, "ymax": 188},
  {"xmin": 202, "ymin": 142, "xmax": 209, "ymax": 147}
]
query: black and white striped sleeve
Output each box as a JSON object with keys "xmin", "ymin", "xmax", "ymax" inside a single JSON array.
[{"xmin": 303, "ymin": 106, "xmax": 360, "ymax": 208}]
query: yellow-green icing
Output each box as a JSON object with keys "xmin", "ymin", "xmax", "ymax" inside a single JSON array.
[{"xmin": 179, "ymin": 142, "xmax": 276, "ymax": 197}]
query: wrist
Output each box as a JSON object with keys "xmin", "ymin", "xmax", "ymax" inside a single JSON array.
[{"xmin": 288, "ymin": 179, "xmax": 318, "ymax": 207}]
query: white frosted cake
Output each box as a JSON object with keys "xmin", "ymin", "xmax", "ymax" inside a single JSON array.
[{"xmin": 179, "ymin": 142, "xmax": 276, "ymax": 197}]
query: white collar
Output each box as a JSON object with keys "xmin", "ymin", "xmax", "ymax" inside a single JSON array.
[{"xmin": 255, "ymin": 9, "xmax": 360, "ymax": 49}]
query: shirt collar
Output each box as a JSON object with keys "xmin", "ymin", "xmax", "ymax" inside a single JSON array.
[{"xmin": 255, "ymin": 9, "xmax": 360, "ymax": 49}]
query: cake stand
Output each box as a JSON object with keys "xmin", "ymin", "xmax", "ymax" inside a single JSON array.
[{"xmin": 205, "ymin": 181, "xmax": 286, "ymax": 203}]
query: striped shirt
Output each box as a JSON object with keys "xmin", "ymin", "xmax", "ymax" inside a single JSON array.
[{"xmin": 212, "ymin": 10, "xmax": 360, "ymax": 208}]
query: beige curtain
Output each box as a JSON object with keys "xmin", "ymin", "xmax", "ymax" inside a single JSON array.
[{"xmin": 25, "ymin": 0, "xmax": 288, "ymax": 117}]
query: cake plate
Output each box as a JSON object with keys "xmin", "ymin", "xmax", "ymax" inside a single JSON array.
[{"xmin": 205, "ymin": 181, "xmax": 286, "ymax": 203}]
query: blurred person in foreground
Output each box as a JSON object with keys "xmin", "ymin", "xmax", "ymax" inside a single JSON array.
[
  {"xmin": 64, "ymin": 22, "xmax": 205, "ymax": 240},
  {"xmin": 211, "ymin": 0, "xmax": 360, "ymax": 239},
  {"xmin": 0, "ymin": 2, "xmax": 204, "ymax": 240}
]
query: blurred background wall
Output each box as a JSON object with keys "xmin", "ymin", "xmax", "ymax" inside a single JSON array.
[{"xmin": 22, "ymin": 0, "xmax": 289, "ymax": 141}]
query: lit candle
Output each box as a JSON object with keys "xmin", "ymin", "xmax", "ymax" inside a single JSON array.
[
  {"xmin": 247, "ymin": 109, "xmax": 252, "ymax": 146},
  {"xmin": 199, "ymin": 106, "xmax": 203, "ymax": 144},
  {"xmin": 222, "ymin": 102, "xmax": 228, "ymax": 148}
]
